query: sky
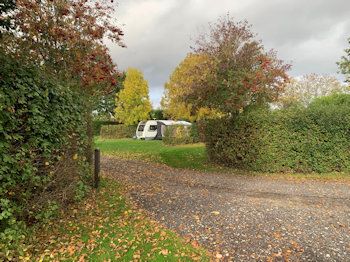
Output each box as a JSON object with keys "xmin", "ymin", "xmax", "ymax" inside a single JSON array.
[{"xmin": 108, "ymin": 0, "xmax": 350, "ymax": 108}]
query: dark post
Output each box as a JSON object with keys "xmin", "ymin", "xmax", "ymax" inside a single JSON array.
[{"xmin": 94, "ymin": 149, "xmax": 100, "ymax": 188}]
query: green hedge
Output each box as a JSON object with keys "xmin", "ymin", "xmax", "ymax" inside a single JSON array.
[
  {"xmin": 100, "ymin": 125, "xmax": 136, "ymax": 139},
  {"xmin": 163, "ymin": 125, "xmax": 199, "ymax": 145},
  {"xmin": 205, "ymin": 94, "xmax": 350, "ymax": 173},
  {"xmin": 0, "ymin": 52, "xmax": 89, "ymax": 259},
  {"xmin": 93, "ymin": 120, "xmax": 118, "ymax": 136}
]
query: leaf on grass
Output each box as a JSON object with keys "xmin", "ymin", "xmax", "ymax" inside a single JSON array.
[
  {"xmin": 191, "ymin": 240, "xmax": 200, "ymax": 248},
  {"xmin": 160, "ymin": 249, "xmax": 169, "ymax": 256}
]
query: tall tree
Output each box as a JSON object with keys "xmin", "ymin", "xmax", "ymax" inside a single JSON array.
[
  {"xmin": 150, "ymin": 109, "xmax": 165, "ymax": 120},
  {"xmin": 94, "ymin": 72, "xmax": 125, "ymax": 120},
  {"xmin": 115, "ymin": 68, "xmax": 152, "ymax": 125},
  {"xmin": 338, "ymin": 38, "xmax": 350, "ymax": 83},
  {"xmin": 277, "ymin": 74, "xmax": 347, "ymax": 108},
  {"xmin": 0, "ymin": 0, "xmax": 16, "ymax": 34},
  {"xmin": 3, "ymin": 0, "xmax": 125, "ymax": 163},
  {"xmin": 161, "ymin": 53, "xmax": 221, "ymax": 121},
  {"xmin": 183, "ymin": 15, "xmax": 290, "ymax": 114},
  {"xmin": 4, "ymin": 0, "xmax": 124, "ymax": 95}
]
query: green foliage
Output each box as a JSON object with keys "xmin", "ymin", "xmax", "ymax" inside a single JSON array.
[
  {"xmin": 0, "ymin": 52, "xmax": 89, "ymax": 259},
  {"xmin": 338, "ymin": 37, "xmax": 350, "ymax": 83},
  {"xmin": 34, "ymin": 201, "xmax": 60, "ymax": 224},
  {"xmin": 205, "ymin": 94, "xmax": 350, "ymax": 173},
  {"xmin": 163, "ymin": 125, "xmax": 200, "ymax": 146},
  {"xmin": 149, "ymin": 109, "xmax": 165, "ymax": 120},
  {"xmin": 0, "ymin": 0, "xmax": 15, "ymax": 33},
  {"xmin": 100, "ymin": 125, "xmax": 137, "ymax": 139},
  {"xmin": 93, "ymin": 72, "xmax": 125, "ymax": 120},
  {"xmin": 93, "ymin": 120, "xmax": 119, "ymax": 136},
  {"xmin": 74, "ymin": 180, "xmax": 91, "ymax": 202}
]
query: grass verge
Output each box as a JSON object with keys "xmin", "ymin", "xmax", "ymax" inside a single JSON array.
[
  {"xmin": 29, "ymin": 178, "xmax": 209, "ymax": 261},
  {"xmin": 95, "ymin": 138, "xmax": 212, "ymax": 171},
  {"xmin": 95, "ymin": 138, "xmax": 350, "ymax": 181}
]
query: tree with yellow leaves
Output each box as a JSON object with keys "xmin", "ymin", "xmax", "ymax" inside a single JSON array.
[
  {"xmin": 115, "ymin": 68, "xmax": 152, "ymax": 125},
  {"xmin": 161, "ymin": 53, "xmax": 221, "ymax": 121}
]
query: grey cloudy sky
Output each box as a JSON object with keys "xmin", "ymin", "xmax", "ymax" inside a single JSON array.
[{"xmin": 109, "ymin": 0, "xmax": 350, "ymax": 107}]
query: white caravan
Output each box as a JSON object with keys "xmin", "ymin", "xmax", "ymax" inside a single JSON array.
[{"xmin": 136, "ymin": 120, "xmax": 192, "ymax": 140}]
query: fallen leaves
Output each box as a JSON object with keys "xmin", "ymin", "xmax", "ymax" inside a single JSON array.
[
  {"xmin": 160, "ymin": 249, "xmax": 169, "ymax": 256},
  {"xmin": 29, "ymin": 178, "xmax": 209, "ymax": 261},
  {"xmin": 191, "ymin": 240, "xmax": 200, "ymax": 248}
]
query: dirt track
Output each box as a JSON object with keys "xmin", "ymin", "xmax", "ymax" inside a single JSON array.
[{"xmin": 102, "ymin": 156, "xmax": 350, "ymax": 261}]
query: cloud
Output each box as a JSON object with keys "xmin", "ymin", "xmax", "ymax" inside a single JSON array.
[{"xmin": 109, "ymin": 0, "xmax": 350, "ymax": 107}]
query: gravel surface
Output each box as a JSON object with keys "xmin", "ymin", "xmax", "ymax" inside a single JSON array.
[{"xmin": 102, "ymin": 156, "xmax": 350, "ymax": 261}]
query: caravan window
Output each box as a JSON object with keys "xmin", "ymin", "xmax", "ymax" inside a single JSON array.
[
  {"xmin": 138, "ymin": 125, "xmax": 145, "ymax": 131},
  {"xmin": 149, "ymin": 125, "xmax": 157, "ymax": 131}
]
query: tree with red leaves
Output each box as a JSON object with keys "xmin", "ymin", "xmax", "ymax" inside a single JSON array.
[
  {"xmin": 5, "ymin": 0, "xmax": 124, "ymax": 97},
  {"xmin": 183, "ymin": 15, "xmax": 291, "ymax": 114},
  {"xmin": 3, "ymin": 0, "xmax": 125, "ymax": 163}
]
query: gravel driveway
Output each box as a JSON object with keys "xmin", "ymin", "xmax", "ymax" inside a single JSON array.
[{"xmin": 102, "ymin": 156, "xmax": 350, "ymax": 261}]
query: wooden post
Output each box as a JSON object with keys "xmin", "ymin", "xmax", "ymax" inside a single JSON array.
[{"xmin": 94, "ymin": 149, "xmax": 100, "ymax": 188}]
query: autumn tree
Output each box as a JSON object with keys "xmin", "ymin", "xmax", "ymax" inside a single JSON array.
[
  {"xmin": 3, "ymin": 0, "xmax": 125, "ymax": 162},
  {"xmin": 338, "ymin": 38, "xmax": 350, "ymax": 83},
  {"xmin": 0, "ymin": 0, "xmax": 15, "ymax": 34},
  {"xmin": 161, "ymin": 53, "xmax": 222, "ymax": 121},
  {"xmin": 115, "ymin": 68, "xmax": 152, "ymax": 125},
  {"xmin": 94, "ymin": 72, "xmax": 126, "ymax": 120},
  {"xmin": 5, "ymin": 0, "xmax": 124, "ymax": 92},
  {"xmin": 182, "ymin": 15, "xmax": 290, "ymax": 115},
  {"xmin": 276, "ymin": 74, "xmax": 347, "ymax": 108}
]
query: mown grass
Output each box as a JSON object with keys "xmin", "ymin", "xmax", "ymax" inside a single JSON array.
[
  {"xmin": 95, "ymin": 138, "xmax": 213, "ymax": 171},
  {"xmin": 30, "ymin": 179, "xmax": 209, "ymax": 261},
  {"xmin": 96, "ymin": 138, "xmax": 350, "ymax": 181}
]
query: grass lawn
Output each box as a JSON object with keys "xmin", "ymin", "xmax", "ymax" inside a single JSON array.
[
  {"xmin": 95, "ymin": 138, "xmax": 213, "ymax": 171},
  {"xmin": 96, "ymin": 138, "xmax": 350, "ymax": 181},
  {"xmin": 30, "ymin": 179, "xmax": 209, "ymax": 261}
]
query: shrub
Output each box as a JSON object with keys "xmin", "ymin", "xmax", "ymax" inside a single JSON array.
[
  {"xmin": 100, "ymin": 125, "xmax": 136, "ymax": 139},
  {"xmin": 93, "ymin": 120, "xmax": 118, "ymax": 136},
  {"xmin": 163, "ymin": 125, "xmax": 200, "ymax": 145},
  {"xmin": 0, "ymin": 52, "xmax": 89, "ymax": 259},
  {"xmin": 205, "ymin": 94, "xmax": 350, "ymax": 173}
]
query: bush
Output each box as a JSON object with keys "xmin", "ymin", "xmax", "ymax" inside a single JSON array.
[
  {"xmin": 0, "ymin": 52, "xmax": 89, "ymax": 259},
  {"xmin": 205, "ymin": 94, "xmax": 350, "ymax": 173},
  {"xmin": 163, "ymin": 125, "xmax": 200, "ymax": 145},
  {"xmin": 93, "ymin": 120, "xmax": 118, "ymax": 136},
  {"xmin": 100, "ymin": 125, "xmax": 136, "ymax": 139}
]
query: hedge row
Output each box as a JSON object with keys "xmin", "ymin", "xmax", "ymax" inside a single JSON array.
[
  {"xmin": 205, "ymin": 94, "xmax": 350, "ymax": 173},
  {"xmin": 163, "ymin": 125, "xmax": 200, "ymax": 145},
  {"xmin": 93, "ymin": 120, "xmax": 119, "ymax": 136},
  {"xmin": 100, "ymin": 125, "xmax": 136, "ymax": 139},
  {"xmin": 0, "ymin": 52, "xmax": 90, "ymax": 259}
]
